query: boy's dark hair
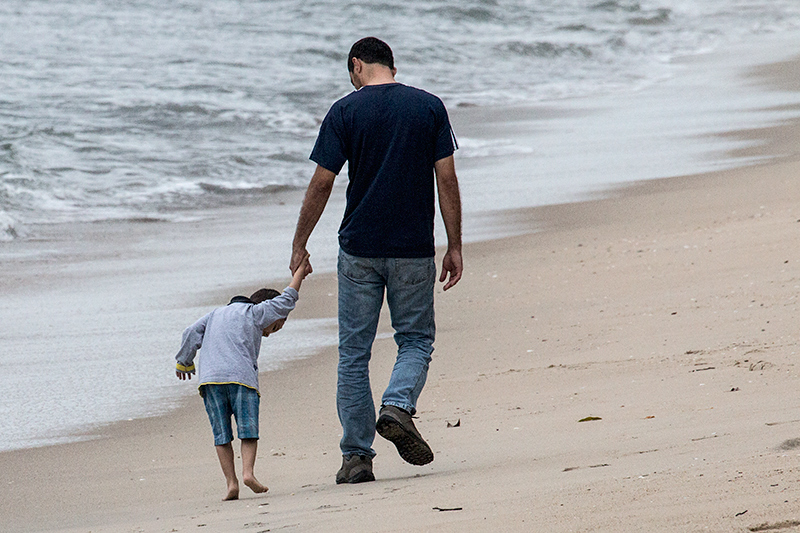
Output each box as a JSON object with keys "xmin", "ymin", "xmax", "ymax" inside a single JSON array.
[
  {"xmin": 250, "ymin": 288, "xmax": 281, "ymax": 304},
  {"xmin": 348, "ymin": 37, "xmax": 394, "ymax": 73}
]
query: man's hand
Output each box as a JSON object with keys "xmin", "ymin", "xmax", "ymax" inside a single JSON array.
[
  {"xmin": 176, "ymin": 371, "xmax": 192, "ymax": 380},
  {"xmin": 440, "ymin": 247, "xmax": 463, "ymax": 291},
  {"xmin": 289, "ymin": 251, "xmax": 312, "ymax": 291},
  {"xmin": 290, "ymin": 247, "xmax": 312, "ymax": 275},
  {"xmin": 296, "ymin": 252, "xmax": 312, "ymax": 278}
]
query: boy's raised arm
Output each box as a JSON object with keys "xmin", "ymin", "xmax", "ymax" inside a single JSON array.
[{"xmin": 252, "ymin": 254, "xmax": 311, "ymax": 330}]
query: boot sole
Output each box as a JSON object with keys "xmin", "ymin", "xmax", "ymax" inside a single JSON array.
[
  {"xmin": 376, "ymin": 415, "xmax": 434, "ymax": 466},
  {"xmin": 336, "ymin": 470, "xmax": 375, "ymax": 484}
]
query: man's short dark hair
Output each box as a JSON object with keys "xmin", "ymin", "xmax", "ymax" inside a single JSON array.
[
  {"xmin": 250, "ymin": 288, "xmax": 281, "ymax": 304},
  {"xmin": 348, "ymin": 37, "xmax": 394, "ymax": 73}
]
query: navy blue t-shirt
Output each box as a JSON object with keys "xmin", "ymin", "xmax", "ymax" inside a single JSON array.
[{"xmin": 310, "ymin": 83, "xmax": 456, "ymax": 258}]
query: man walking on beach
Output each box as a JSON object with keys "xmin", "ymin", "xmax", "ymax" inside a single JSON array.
[{"xmin": 291, "ymin": 37, "xmax": 462, "ymax": 484}]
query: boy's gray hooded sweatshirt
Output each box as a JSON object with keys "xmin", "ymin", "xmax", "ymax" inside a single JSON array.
[{"xmin": 175, "ymin": 287, "xmax": 298, "ymax": 393}]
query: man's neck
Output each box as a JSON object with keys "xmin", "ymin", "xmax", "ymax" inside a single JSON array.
[
  {"xmin": 359, "ymin": 64, "xmax": 396, "ymax": 88},
  {"xmin": 363, "ymin": 74, "xmax": 396, "ymax": 86}
]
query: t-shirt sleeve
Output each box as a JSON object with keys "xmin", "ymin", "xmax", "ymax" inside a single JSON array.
[
  {"xmin": 434, "ymin": 100, "xmax": 457, "ymax": 162},
  {"xmin": 310, "ymin": 104, "xmax": 348, "ymax": 175},
  {"xmin": 175, "ymin": 312, "xmax": 210, "ymax": 373}
]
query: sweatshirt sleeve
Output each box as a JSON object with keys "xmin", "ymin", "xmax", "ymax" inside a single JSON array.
[
  {"xmin": 251, "ymin": 287, "xmax": 299, "ymax": 329},
  {"xmin": 175, "ymin": 313, "xmax": 210, "ymax": 373}
]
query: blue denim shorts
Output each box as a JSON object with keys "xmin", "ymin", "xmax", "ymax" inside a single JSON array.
[{"xmin": 200, "ymin": 383, "xmax": 260, "ymax": 445}]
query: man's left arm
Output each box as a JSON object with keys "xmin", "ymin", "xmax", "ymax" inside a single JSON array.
[{"xmin": 434, "ymin": 155, "xmax": 463, "ymax": 291}]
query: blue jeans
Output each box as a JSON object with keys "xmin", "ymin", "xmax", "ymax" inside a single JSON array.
[{"xmin": 337, "ymin": 249, "xmax": 436, "ymax": 458}]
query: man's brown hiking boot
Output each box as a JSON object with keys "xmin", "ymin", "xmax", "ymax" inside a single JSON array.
[
  {"xmin": 375, "ymin": 405, "xmax": 434, "ymax": 466},
  {"xmin": 335, "ymin": 454, "xmax": 375, "ymax": 484}
]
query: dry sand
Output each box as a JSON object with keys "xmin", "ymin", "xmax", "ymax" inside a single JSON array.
[{"xmin": 3, "ymin": 68, "xmax": 800, "ymax": 533}]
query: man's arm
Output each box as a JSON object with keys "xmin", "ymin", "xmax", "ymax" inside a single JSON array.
[
  {"xmin": 434, "ymin": 155, "xmax": 463, "ymax": 291},
  {"xmin": 291, "ymin": 165, "xmax": 336, "ymax": 273}
]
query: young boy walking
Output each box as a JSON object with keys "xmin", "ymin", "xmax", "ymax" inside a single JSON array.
[{"xmin": 174, "ymin": 254, "xmax": 311, "ymax": 500}]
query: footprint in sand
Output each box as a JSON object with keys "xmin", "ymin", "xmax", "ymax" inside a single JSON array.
[
  {"xmin": 748, "ymin": 519, "xmax": 800, "ymax": 532},
  {"xmin": 778, "ymin": 438, "xmax": 800, "ymax": 451}
]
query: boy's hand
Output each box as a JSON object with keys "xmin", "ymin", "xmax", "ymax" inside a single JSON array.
[{"xmin": 176, "ymin": 371, "xmax": 192, "ymax": 380}]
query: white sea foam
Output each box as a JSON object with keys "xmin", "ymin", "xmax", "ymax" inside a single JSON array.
[
  {"xmin": 0, "ymin": 211, "xmax": 19, "ymax": 241},
  {"xmin": 456, "ymin": 137, "xmax": 536, "ymax": 159}
]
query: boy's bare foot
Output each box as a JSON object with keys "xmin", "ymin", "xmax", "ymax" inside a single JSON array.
[
  {"xmin": 243, "ymin": 475, "xmax": 269, "ymax": 494},
  {"xmin": 223, "ymin": 482, "xmax": 240, "ymax": 501}
]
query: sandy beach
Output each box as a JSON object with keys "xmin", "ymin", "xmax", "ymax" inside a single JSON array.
[{"xmin": 3, "ymin": 55, "xmax": 800, "ymax": 532}]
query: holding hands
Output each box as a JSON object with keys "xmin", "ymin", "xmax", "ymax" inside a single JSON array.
[
  {"xmin": 290, "ymin": 247, "xmax": 312, "ymax": 277},
  {"xmin": 290, "ymin": 250, "xmax": 312, "ymax": 291}
]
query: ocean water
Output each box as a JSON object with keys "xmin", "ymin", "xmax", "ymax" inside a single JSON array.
[
  {"xmin": 2, "ymin": 0, "xmax": 800, "ymax": 236},
  {"xmin": 2, "ymin": 0, "xmax": 800, "ymax": 451}
]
